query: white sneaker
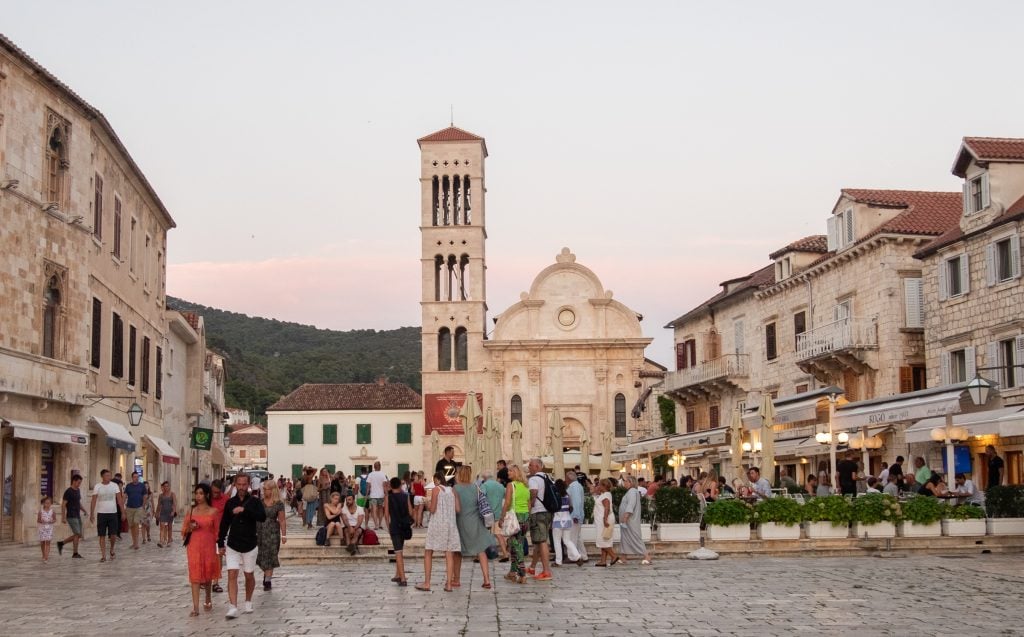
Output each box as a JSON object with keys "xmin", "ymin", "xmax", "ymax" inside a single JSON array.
[
  {"xmin": 244, "ymin": 601, "xmax": 254, "ymax": 614},
  {"xmin": 225, "ymin": 606, "xmax": 239, "ymax": 619}
]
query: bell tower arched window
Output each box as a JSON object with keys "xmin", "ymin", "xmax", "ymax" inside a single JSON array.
[
  {"xmin": 431, "ymin": 176, "xmax": 440, "ymax": 226},
  {"xmin": 42, "ymin": 275, "xmax": 61, "ymax": 359},
  {"xmin": 463, "ymin": 176, "xmax": 472, "ymax": 225},
  {"xmin": 434, "ymin": 255, "xmax": 444, "ymax": 301},
  {"xmin": 510, "ymin": 394, "xmax": 522, "ymax": 424},
  {"xmin": 614, "ymin": 393, "xmax": 627, "ymax": 437},
  {"xmin": 437, "ymin": 328, "xmax": 452, "ymax": 371},
  {"xmin": 454, "ymin": 327, "xmax": 468, "ymax": 371}
]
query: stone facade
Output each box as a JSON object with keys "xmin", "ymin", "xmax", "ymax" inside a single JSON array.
[{"xmin": 227, "ymin": 424, "xmax": 268, "ymax": 470}]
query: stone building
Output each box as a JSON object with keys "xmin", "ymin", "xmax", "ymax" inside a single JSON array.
[{"xmin": 227, "ymin": 424, "xmax": 268, "ymax": 471}]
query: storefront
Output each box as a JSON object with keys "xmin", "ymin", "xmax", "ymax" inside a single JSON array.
[
  {"xmin": 904, "ymin": 406, "xmax": 1024, "ymax": 485},
  {"xmin": 87, "ymin": 416, "xmax": 136, "ymax": 482},
  {"xmin": 140, "ymin": 434, "xmax": 181, "ymax": 488}
]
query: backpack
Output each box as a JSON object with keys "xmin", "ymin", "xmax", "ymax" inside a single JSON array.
[
  {"xmin": 359, "ymin": 476, "xmax": 368, "ymax": 497},
  {"xmin": 539, "ymin": 474, "xmax": 560, "ymax": 514},
  {"xmin": 314, "ymin": 525, "xmax": 327, "ymax": 546},
  {"xmin": 476, "ymin": 485, "xmax": 495, "ymax": 527},
  {"xmin": 362, "ymin": 528, "xmax": 379, "ymax": 545}
]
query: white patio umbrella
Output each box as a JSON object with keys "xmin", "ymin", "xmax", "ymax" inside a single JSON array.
[
  {"xmin": 600, "ymin": 426, "xmax": 615, "ymax": 478},
  {"xmin": 482, "ymin": 407, "xmax": 498, "ymax": 473},
  {"xmin": 490, "ymin": 407, "xmax": 503, "ymax": 471},
  {"xmin": 459, "ymin": 392, "xmax": 481, "ymax": 471},
  {"xmin": 760, "ymin": 392, "xmax": 777, "ymax": 484},
  {"xmin": 730, "ymin": 406, "xmax": 745, "ymax": 483},
  {"xmin": 579, "ymin": 427, "xmax": 591, "ymax": 477},
  {"xmin": 550, "ymin": 408, "xmax": 565, "ymax": 479},
  {"xmin": 542, "ymin": 450, "xmax": 620, "ymax": 472}
]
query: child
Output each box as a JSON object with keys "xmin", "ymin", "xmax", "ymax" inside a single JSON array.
[
  {"xmin": 38, "ymin": 496, "xmax": 55, "ymax": 562},
  {"xmin": 384, "ymin": 477, "xmax": 413, "ymax": 586},
  {"xmin": 142, "ymin": 482, "xmax": 153, "ymax": 543}
]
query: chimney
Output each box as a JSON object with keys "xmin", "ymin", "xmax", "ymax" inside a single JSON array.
[{"xmin": 376, "ymin": 375, "xmax": 388, "ymax": 386}]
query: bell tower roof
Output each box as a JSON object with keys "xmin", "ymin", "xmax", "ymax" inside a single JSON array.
[{"xmin": 418, "ymin": 126, "xmax": 488, "ymax": 156}]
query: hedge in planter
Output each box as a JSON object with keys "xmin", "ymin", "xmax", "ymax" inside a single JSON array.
[
  {"xmin": 653, "ymin": 486, "xmax": 701, "ymax": 524},
  {"xmin": 985, "ymin": 485, "xmax": 1024, "ymax": 518},
  {"xmin": 703, "ymin": 498, "xmax": 753, "ymax": 527},
  {"xmin": 901, "ymin": 496, "xmax": 946, "ymax": 526},
  {"xmin": 945, "ymin": 504, "xmax": 986, "ymax": 520},
  {"xmin": 851, "ymin": 493, "xmax": 902, "ymax": 525},
  {"xmin": 802, "ymin": 495, "xmax": 852, "ymax": 527},
  {"xmin": 754, "ymin": 497, "xmax": 802, "ymax": 526},
  {"xmin": 584, "ymin": 495, "xmax": 595, "ymax": 524}
]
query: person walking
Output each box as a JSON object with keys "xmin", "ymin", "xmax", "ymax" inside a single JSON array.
[
  {"xmin": 365, "ymin": 462, "xmax": 389, "ymax": 530},
  {"xmin": 155, "ymin": 481, "xmax": 177, "ymax": 548},
  {"xmin": 565, "ymin": 470, "xmax": 588, "ymax": 562},
  {"xmin": 217, "ymin": 473, "xmax": 267, "ymax": 619},
  {"xmin": 184, "ymin": 483, "xmax": 220, "ymax": 617},
  {"xmin": 142, "ymin": 481, "xmax": 154, "ymax": 544},
  {"xmin": 412, "ymin": 472, "xmax": 427, "ymax": 528},
  {"xmin": 592, "ymin": 478, "xmax": 618, "ymax": 567},
  {"xmin": 479, "ymin": 469, "xmax": 507, "ymax": 561},
  {"xmin": 89, "ymin": 469, "xmax": 125, "ymax": 562},
  {"xmin": 986, "ymin": 445, "xmax": 1005, "ymax": 489},
  {"xmin": 616, "ymin": 475, "xmax": 652, "ymax": 565},
  {"xmin": 551, "ymin": 479, "xmax": 582, "ymax": 566},
  {"xmin": 416, "ymin": 471, "xmax": 460, "ymax": 592},
  {"xmin": 300, "ymin": 478, "xmax": 319, "ymax": 530},
  {"xmin": 209, "ymin": 480, "xmax": 229, "ymax": 593},
  {"xmin": 257, "ymin": 480, "xmax": 286, "ymax": 591},
  {"xmin": 453, "ymin": 465, "xmax": 494, "ymax": 589},
  {"xmin": 385, "ymin": 477, "xmax": 414, "ymax": 587},
  {"xmin": 499, "ymin": 465, "xmax": 530, "ymax": 583},
  {"xmin": 58, "ymin": 474, "xmax": 88, "ymax": 558},
  {"xmin": 526, "ymin": 457, "xmax": 554, "ymax": 581},
  {"xmin": 37, "ymin": 496, "xmax": 55, "ymax": 562},
  {"xmin": 123, "ymin": 472, "xmax": 147, "ymax": 550}
]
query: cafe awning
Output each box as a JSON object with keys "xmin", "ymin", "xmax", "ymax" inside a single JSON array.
[
  {"xmin": 742, "ymin": 386, "xmax": 843, "ymax": 428},
  {"xmin": 832, "ymin": 383, "xmax": 972, "ymax": 431},
  {"xmin": 88, "ymin": 416, "xmax": 137, "ymax": 452},
  {"xmin": 904, "ymin": 407, "xmax": 1024, "ymax": 444},
  {"xmin": 1, "ymin": 418, "xmax": 88, "ymax": 446},
  {"xmin": 211, "ymin": 444, "xmax": 228, "ymax": 467},
  {"xmin": 619, "ymin": 434, "xmax": 673, "ymax": 456},
  {"xmin": 772, "ymin": 436, "xmax": 811, "ymax": 457},
  {"xmin": 142, "ymin": 434, "xmax": 180, "ymax": 464},
  {"xmin": 667, "ymin": 427, "xmax": 728, "ymax": 451}
]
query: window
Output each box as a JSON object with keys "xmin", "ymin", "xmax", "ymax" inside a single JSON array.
[
  {"xmin": 963, "ymin": 173, "xmax": 990, "ymax": 215},
  {"xmin": 437, "ymin": 328, "xmax": 451, "ymax": 371},
  {"xmin": 903, "ymin": 278, "xmax": 924, "ymax": 328},
  {"xmin": 288, "ymin": 424, "xmax": 304, "ymax": 445},
  {"xmin": 155, "ymin": 346, "xmax": 162, "ymax": 399},
  {"xmin": 398, "ymin": 463, "xmax": 411, "ymax": 478},
  {"xmin": 828, "ymin": 209, "xmax": 855, "ymax": 250},
  {"xmin": 795, "ymin": 383, "xmax": 809, "ymax": 394},
  {"xmin": 129, "ymin": 218, "xmax": 137, "ymax": 273},
  {"xmin": 90, "ymin": 298, "xmax": 102, "ymax": 369},
  {"xmin": 239, "ymin": 449, "xmax": 246, "ymax": 459},
  {"xmin": 111, "ymin": 313, "xmax": 124, "ymax": 378},
  {"xmin": 942, "ymin": 347, "xmax": 975, "ymax": 385},
  {"xmin": 397, "ymin": 423, "xmax": 412, "ymax": 444},
  {"xmin": 793, "ymin": 311, "xmax": 806, "ymax": 347},
  {"xmin": 128, "ymin": 325, "xmax": 137, "ymax": 386},
  {"xmin": 42, "ymin": 276, "xmax": 61, "ymax": 359},
  {"xmin": 614, "ymin": 394, "xmax": 626, "ymax": 437},
  {"xmin": 833, "ymin": 300, "xmax": 851, "ymax": 322},
  {"xmin": 260, "ymin": 449, "xmax": 266, "ymax": 458},
  {"xmin": 322, "ymin": 424, "xmax": 338, "ymax": 445},
  {"xmin": 939, "ymin": 254, "xmax": 970, "ymax": 300},
  {"xmin": 685, "ymin": 410, "xmax": 695, "ymax": 433},
  {"xmin": 291, "ymin": 464, "xmax": 303, "ymax": 479},
  {"xmin": 43, "ymin": 114, "xmax": 69, "ymax": 209},
  {"xmin": 987, "ymin": 236, "xmax": 1021, "ymax": 285},
  {"xmin": 765, "ymin": 322, "xmax": 777, "ymax": 361},
  {"xmin": 357, "ymin": 423, "xmax": 372, "ymax": 445},
  {"xmin": 141, "ymin": 336, "xmax": 151, "ymax": 394},
  {"xmin": 775, "ymin": 257, "xmax": 792, "ymax": 281},
  {"xmin": 676, "ymin": 339, "xmax": 697, "ymax": 369},
  {"xmin": 899, "ymin": 366, "xmax": 927, "ymax": 393},
  {"xmin": 510, "ymin": 395, "xmax": 523, "ymax": 424},
  {"xmin": 734, "ymin": 320, "xmax": 745, "ymax": 355},
  {"xmin": 709, "ymin": 405, "xmax": 720, "ymax": 429},
  {"xmin": 989, "ymin": 337, "xmax": 1024, "ymax": 389},
  {"xmin": 454, "ymin": 327, "xmax": 468, "ymax": 371},
  {"xmin": 93, "ymin": 174, "xmax": 103, "ymax": 239},
  {"xmin": 325, "ymin": 464, "xmax": 336, "ymax": 474},
  {"xmin": 112, "ymin": 198, "xmax": 122, "ymax": 260}
]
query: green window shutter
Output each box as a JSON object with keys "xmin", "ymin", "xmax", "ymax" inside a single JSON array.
[
  {"xmin": 398, "ymin": 463, "xmax": 410, "ymax": 478},
  {"xmin": 325, "ymin": 464, "xmax": 336, "ymax": 474},
  {"xmin": 397, "ymin": 423, "xmax": 412, "ymax": 444},
  {"xmin": 288, "ymin": 424, "xmax": 304, "ymax": 445},
  {"xmin": 356, "ymin": 423, "xmax": 372, "ymax": 445},
  {"xmin": 291, "ymin": 464, "xmax": 303, "ymax": 479},
  {"xmin": 323, "ymin": 424, "xmax": 337, "ymax": 445}
]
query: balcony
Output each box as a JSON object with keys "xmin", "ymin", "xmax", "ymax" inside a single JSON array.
[
  {"xmin": 663, "ymin": 353, "xmax": 749, "ymax": 398},
  {"xmin": 796, "ymin": 317, "xmax": 877, "ymax": 380}
]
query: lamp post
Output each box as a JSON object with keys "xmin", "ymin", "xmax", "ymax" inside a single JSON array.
[
  {"xmin": 667, "ymin": 451, "xmax": 685, "ymax": 482},
  {"xmin": 816, "ymin": 389, "xmax": 844, "ymax": 494}
]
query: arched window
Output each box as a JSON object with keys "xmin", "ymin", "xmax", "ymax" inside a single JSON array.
[
  {"xmin": 42, "ymin": 276, "xmax": 61, "ymax": 359},
  {"xmin": 441, "ymin": 175, "xmax": 451, "ymax": 225},
  {"xmin": 452, "ymin": 174, "xmax": 461, "ymax": 225},
  {"xmin": 463, "ymin": 176, "xmax": 472, "ymax": 225},
  {"xmin": 614, "ymin": 393, "xmax": 627, "ymax": 437},
  {"xmin": 437, "ymin": 328, "xmax": 452, "ymax": 371},
  {"xmin": 44, "ymin": 120, "xmax": 69, "ymax": 208},
  {"xmin": 459, "ymin": 254, "xmax": 470, "ymax": 300},
  {"xmin": 510, "ymin": 394, "xmax": 522, "ymax": 424},
  {"xmin": 431, "ymin": 176, "xmax": 440, "ymax": 226},
  {"xmin": 454, "ymin": 327, "xmax": 468, "ymax": 371},
  {"xmin": 434, "ymin": 255, "xmax": 444, "ymax": 301},
  {"xmin": 447, "ymin": 254, "xmax": 457, "ymax": 301}
]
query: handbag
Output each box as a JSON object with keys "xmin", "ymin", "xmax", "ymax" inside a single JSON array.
[
  {"xmin": 476, "ymin": 486, "xmax": 495, "ymax": 528},
  {"xmin": 315, "ymin": 525, "xmax": 328, "ymax": 546},
  {"xmin": 501, "ymin": 510, "xmax": 521, "ymax": 536},
  {"xmin": 182, "ymin": 508, "xmax": 194, "ymax": 547},
  {"xmin": 601, "ymin": 523, "xmax": 613, "ymax": 541}
]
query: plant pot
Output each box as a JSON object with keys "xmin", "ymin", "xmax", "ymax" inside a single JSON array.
[
  {"xmin": 580, "ymin": 524, "xmax": 596, "ymax": 542},
  {"xmin": 986, "ymin": 518, "xmax": 1024, "ymax": 535},
  {"xmin": 706, "ymin": 524, "xmax": 751, "ymax": 541},
  {"xmin": 657, "ymin": 523, "xmax": 700, "ymax": 542},
  {"xmin": 803, "ymin": 521, "xmax": 850, "ymax": 539},
  {"xmin": 897, "ymin": 521, "xmax": 941, "ymax": 537},
  {"xmin": 941, "ymin": 519, "xmax": 986, "ymax": 537},
  {"xmin": 852, "ymin": 522, "xmax": 896, "ymax": 538},
  {"xmin": 756, "ymin": 522, "xmax": 800, "ymax": 540}
]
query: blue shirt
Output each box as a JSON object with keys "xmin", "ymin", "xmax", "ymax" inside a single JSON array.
[
  {"xmin": 124, "ymin": 482, "xmax": 146, "ymax": 508},
  {"xmin": 567, "ymin": 480, "xmax": 585, "ymax": 523}
]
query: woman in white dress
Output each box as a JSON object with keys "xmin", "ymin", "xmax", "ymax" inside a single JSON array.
[
  {"xmin": 416, "ymin": 471, "xmax": 461, "ymax": 592},
  {"xmin": 592, "ymin": 478, "xmax": 618, "ymax": 567}
]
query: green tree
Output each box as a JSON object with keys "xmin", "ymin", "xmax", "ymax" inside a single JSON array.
[{"xmin": 658, "ymin": 395, "xmax": 676, "ymax": 435}]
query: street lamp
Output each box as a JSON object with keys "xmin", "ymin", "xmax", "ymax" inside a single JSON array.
[
  {"xmin": 966, "ymin": 375, "xmax": 992, "ymax": 407},
  {"xmin": 816, "ymin": 387, "xmax": 844, "ymax": 494},
  {"xmin": 930, "ymin": 375, "xmax": 993, "ymax": 483},
  {"xmin": 667, "ymin": 451, "xmax": 685, "ymax": 481},
  {"xmin": 127, "ymin": 402, "xmax": 144, "ymax": 427}
]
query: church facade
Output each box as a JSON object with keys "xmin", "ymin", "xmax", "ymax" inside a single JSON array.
[{"xmin": 417, "ymin": 127, "xmax": 659, "ymax": 472}]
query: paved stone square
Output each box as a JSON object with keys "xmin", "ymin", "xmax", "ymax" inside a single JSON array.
[{"xmin": 1, "ymin": 536, "xmax": 1022, "ymax": 637}]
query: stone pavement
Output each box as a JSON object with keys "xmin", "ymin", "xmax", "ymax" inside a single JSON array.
[{"xmin": 1, "ymin": 533, "xmax": 1023, "ymax": 637}]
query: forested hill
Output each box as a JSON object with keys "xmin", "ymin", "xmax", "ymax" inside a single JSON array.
[{"xmin": 166, "ymin": 297, "xmax": 422, "ymax": 422}]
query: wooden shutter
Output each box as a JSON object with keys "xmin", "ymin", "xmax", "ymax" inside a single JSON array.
[
  {"xmin": 1011, "ymin": 235, "xmax": 1022, "ymax": 279},
  {"xmin": 988, "ymin": 342, "xmax": 1004, "ymax": 388},
  {"xmin": 709, "ymin": 405, "xmax": 720, "ymax": 429},
  {"xmin": 845, "ymin": 210, "xmax": 854, "ymax": 245},
  {"xmin": 986, "ymin": 243, "xmax": 997, "ymax": 286},
  {"xmin": 962, "ymin": 182, "xmax": 971, "ymax": 215},
  {"xmin": 676, "ymin": 342, "xmax": 687, "ymax": 370},
  {"xmin": 981, "ymin": 173, "xmax": 991, "ymax": 209},
  {"xmin": 689, "ymin": 340, "xmax": 697, "ymax": 367},
  {"xmin": 734, "ymin": 320, "xmax": 745, "ymax": 355},
  {"xmin": 827, "ymin": 216, "xmax": 838, "ymax": 251},
  {"xmin": 965, "ymin": 346, "xmax": 977, "ymax": 380},
  {"xmin": 903, "ymin": 278, "xmax": 923, "ymax": 328},
  {"xmin": 940, "ymin": 352, "xmax": 951, "ymax": 385},
  {"xmin": 1016, "ymin": 336, "xmax": 1024, "ymax": 383},
  {"xmin": 960, "ymin": 254, "xmax": 970, "ymax": 295},
  {"xmin": 765, "ymin": 323, "xmax": 777, "ymax": 360},
  {"xmin": 938, "ymin": 258, "xmax": 949, "ymax": 301},
  {"xmin": 899, "ymin": 366, "xmax": 914, "ymax": 394}
]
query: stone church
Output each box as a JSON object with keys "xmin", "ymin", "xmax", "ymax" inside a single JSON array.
[{"xmin": 417, "ymin": 126, "xmax": 662, "ymax": 471}]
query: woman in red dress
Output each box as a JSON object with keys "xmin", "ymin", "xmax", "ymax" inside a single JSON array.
[{"xmin": 183, "ymin": 483, "xmax": 221, "ymax": 617}]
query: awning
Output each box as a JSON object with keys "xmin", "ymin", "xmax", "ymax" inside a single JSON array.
[
  {"xmin": 904, "ymin": 407, "xmax": 1024, "ymax": 444},
  {"xmin": 667, "ymin": 427, "xmax": 728, "ymax": 451},
  {"xmin": 742, "ymin": 387, "xmax": 842, "ymax": 428},
  {"xmin": 88, "ymin": 416, "xmax": 136, "ymax": 452},
  {"xmin": 1, "ymin": 419, "xmax": 88, "ymax": 445},
  {"xmin": 211, "ymin": 445, "xmax": 228, "ymax": 466},
  {"xmin": 142, "ymin": 434, "xmax": 180, "ymax": 465},
  {"xmin": 833, "ymin": 386, "xmax": 968, "ymax": 431},
  {"xmin": 619, "ymin": 434, "xmax": 673, "ymax": 456},
  {"xmin": 772, "ymin": 437, "xmax": 811, "ymax": 457}
]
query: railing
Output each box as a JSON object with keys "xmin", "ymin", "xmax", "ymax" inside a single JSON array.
[
  {"xmin": 796, "ymin": 317, "xmax": 877, "ymax": 360},
  {"xmin": 663, "ymin": 353, "xmax": 749, "ymax": 392}
]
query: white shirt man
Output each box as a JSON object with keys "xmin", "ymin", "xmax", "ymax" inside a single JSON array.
[
  {"xmin": 341, "ymin": 503, "xmax": 365, "ymax": 528},
  {"xmin": 877, "ymin": 464, "xmax": 890, "ymax": 485},
  {"xmin": 747, "ymin": 468, "xmax": 772, "ymax": 500},
  {"xmin": 250, "ymin": 475, "xmax": 262, "ymax": 495},
  {"xmin": 955, "ymin": 476, "xmax": 985, "ymax": 505},
  {"xmin": 365, "ymin": 463, "xmax": 389, "ymax": 529}
]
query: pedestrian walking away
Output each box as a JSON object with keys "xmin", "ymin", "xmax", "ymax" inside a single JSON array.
[
  {"xmin": 385, "ymin": 477, "xmax": 414, "ymax": 587},
  {"xmin": 58, "ymin": 474, "xmax": 88, "ymax": 559},
  {"xmin": 527, "ymin": 457, "xmax": 554, "ymax": 581},
  {"xmin": 616, "ymin": 475, "xmax": 651, "ymax": 565},
  {"xmin": 499, "ymin": 464, "xmax": 530, "ymax": 584},
  {"xmin": 217, "ymin": 472, "xmax": 267, "ymax": 619},
  {"xmin": 417, "ymin": 471, "xmax": 460, "ymax": 592},
  {"xmin": 365, "ymin": 461, "xmax": 389, "ymax": 530},
  {"xmin": 453, "ymin": 465, "xmax": 494, "ymax": 590}
]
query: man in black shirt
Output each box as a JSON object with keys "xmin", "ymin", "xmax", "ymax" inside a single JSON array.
[
  {"xmin": 986, "ymin": 445, "xmax": 1004, "ymax": 488},
  {"xmin": 836, "ymin": 452, "xmax": 859, "ymax": 497},
  {"xmin": 435, "ymin": 445, "xmax": 461, "ymax": 486},
  {"xmin": 217, "ymin": 473, "xmax": 266, "ymax": 619},
  {"xmin": 888, "ymin": 456, "xmax": 906, "ymax": 490},
  {"xmin": 58, "ymin": 474, "xmax": 87, "ymax": 558}
]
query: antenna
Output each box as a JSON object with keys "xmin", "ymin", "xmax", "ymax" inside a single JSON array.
[{"xmin": 450, "ymin": 104, "xmax": 454, "ymax": 126}]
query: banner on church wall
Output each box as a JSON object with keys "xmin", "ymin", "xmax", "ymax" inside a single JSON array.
[{"xmin": 425, "ymin": 393, "xmax": 483, "ymax": 436}]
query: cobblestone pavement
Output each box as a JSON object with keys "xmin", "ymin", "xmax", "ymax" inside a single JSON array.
[{"xmin": 1, "ymin": 532, "xmax": 1022, "ymax": 637}]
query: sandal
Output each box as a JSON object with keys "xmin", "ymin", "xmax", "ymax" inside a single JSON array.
[
  {"xmin": 100, "ymin": 557, "xmax": 107, "ymax": 563},
  {"xmin": 204, "ymin": 602, "xmax": 213, "ymax": 611},
  {"xmin": 611, "ymin": 558, "xmax": 624, "ymax": 565},
  {"xmin": 641, "ymin": 559, "xmax": 652, "ymax": 565},
  {"xmin": 189, "ymin": 611, "xmax": 200, "ymax": 618},
  {"xmin": 212, "ymin": 584, "xmax": 224, "ymax": 593},
  {"xmin": 414, "ymin": 584, "xmax": 431, "ymax": 592},
  {"xmin": 444, "ymin": 586, "xmax": 453, "ymax": 592},
  {"xmin": 504, "ymin": 573, "xmax": 518, "ymax": 582},
  {"xmin": 482, "ymin": 582, "xmax": 491, "ymax": 589},
  {"xmin": 594, "ymin": 562, "xmax": 608, "ymax": 567}
]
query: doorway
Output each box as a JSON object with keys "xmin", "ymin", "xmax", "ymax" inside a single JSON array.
[{"xmin": 1, "ymin": 437, "xmax": 15, "ymax": 541}]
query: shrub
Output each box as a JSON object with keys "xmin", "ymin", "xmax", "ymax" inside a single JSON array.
[
  {"xmin": 754, "ymin": 497, "xmax": 802, "ymax": 527},
  {"xmin": 985, "ymin": 485, "xmax": 1024, "ymax": 519},
  {"xmin": 945, "ymin": 504, "xmax": 986, "ymax": 520},
  {"xmin": 653, "ymin": 487, "xmax": 701, "ymax": 524},
  {"xmin": 583, "ymin": 495, "xmax": 595, "ymax": 524},
  {"xmin": 703, "ymin": 498, "xmax": 753, "ymax": 527},
  {"xmin": 851, "ymin": 493, "xmax": 902, "ymax": 525},
  {"xmin": 611, "ymin": 487, "xmax": 627, "ymax": 513},
  {"xmin": 801, "ymin": 495, "xmax": 853, "ymax": 527},
  {"xmin": 901, "ymin": 495, "xmax": 945, "ymax": 525}
]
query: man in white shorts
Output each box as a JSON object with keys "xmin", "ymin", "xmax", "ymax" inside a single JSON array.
[
  {"xmin": 365, "ymin": 461, "xmax": 389, "ymax": 530},
  {"xmin": 217, "ymin": 473, "xmax": 266, "ymax": 619}
]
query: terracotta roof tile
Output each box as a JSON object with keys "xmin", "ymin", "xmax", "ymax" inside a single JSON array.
[
  {"xmin": 842, "ymin": 189, "xmax": 962, "ymax": 237},
  {"xmin": 181, "ymin": 311, "xmax": 200, "ymax": 331},
  {"xmin": 769, "ymin": 235, "xmax": 828, "ymax": 260},
  {"xmin": 229, "ymin": 431, "xmax": 267, "ymax": 446},
  {"xmin": 417, "ymin": 126, "xmax": 484, "ymax": 143},
  {"xmin": 666, "ymin": 264, "xmax": 774, "ymax": 328},
  {"xmin": 916, "ymin": 193, "xmax": 1024, "ymax": 257},
  {"xmin": 267, "ymin": 383, "xmax": 422, "ymax": 412},
  {"xmin": 963, "ymin": 137, "xmax": 1024, "ymax": 162}
]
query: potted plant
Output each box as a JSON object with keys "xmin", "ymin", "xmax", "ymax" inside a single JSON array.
[
  {"xmin": 851, "ymin": 493, "xmax": 901, "ymax": 538},
  {"xmin": 802, "ymin": 495, "xmax": 852, "ymax": 539},
  {"xmin": 942, "ymin": 503, "xmax": 986, "ymax": 537},
  {"xmin": 703, "ymin": 498, "xmax": 753, "ymax": 541},
  {"xmin": 985, "ymin": 486, "xmax": 1024, "ymax": 535},
  {"xmin": 754, "ymin": 497, "xmax": 802, "ymax": 540},
  {"xmin": 654, "ymin": 487, "xmax": 701, "ymax": 541},
  {"xmin": 897, "ymin": 496, "xmax": 943, "ymax": 537},
  {"xmin": 580, "ymin": 495, "xmax": 597, "ymax": 542}
]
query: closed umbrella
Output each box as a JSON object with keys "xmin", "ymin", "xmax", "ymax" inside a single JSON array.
[
  {"xmin": 482, "ymin": 407, "xmax": 498, "ymax": 472},
  {"xmin": 579, "ymin": 427, "xmax": 591, "ymax": 478},
  {"xmin": 550, "ymin": 408, "xmax": 565, "ymax": 479},
  {"xmin": 490, "ymin": 407, "xmax": 503, "ymax": 471},
  {"xmin": 730, "ymin": 406, "xmax": 745, "ymax": 483},
  {"xmin": 600, "ymin": 426, "xmax": 615, "ymax": 478},
  {"xmin": 459, "ymin": 392, "xmax": 480, "ymax": 471},
  {"xmin": 510, "ymin": 419, "xmax": 524, "ymax": 469},
  {"xmin": 760, "ymin": 392, "xmax": 777, "ymax": 485}
]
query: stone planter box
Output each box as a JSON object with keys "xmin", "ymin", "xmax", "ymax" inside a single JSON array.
[
  {"xmin": 941, "ymin": 519, "xmax": 986, "ymax": 537},
  {"xmin": 852, "ymin": 521, "xmax": 896, "ymax": 538},
  {"xmin": 580, "ymin": 524, "xmax": 620, "ymax": 543},
  {"xmin": 897, "ymin": 521, "xmax": 941, "ymax": 537},
  {"xmin": 641, "ymin": 523, "xmax": 652, "ymax": 542},
  {"xmin": 804, "ymin": 521, "xmax": 850, "ymax": 539},
  {"xmin": 706, "ymin": 524, "xmax": 751, "ymax": 541},
  {"xmin": 657, "ymin": 523, "xmax": 700, "ymax": 542},
  {"xmin": 986, "ymin": 518, "xmax": 1024, "ymax": 535},
  {"xmin": 756, "ymin": 522, "xmax": 801, "ymax": 540}
]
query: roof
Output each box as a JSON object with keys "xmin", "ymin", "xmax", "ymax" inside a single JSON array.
[
  {"xmin": 916, "ymin": 193, "xmax": 1024, "ymax": 257},
  {"xmin": 768, "ymin": 235, "xmax": 828, "ymax": 260},
  {"xmin": 0, "ymin": 34, "xmax": 176, "ymax": 229},
  {"xmin": 841, "ymin": 189, "xmax": 962, "ymax": 237},
  {"xmin": 417, "ymin": 126, "xmax": 488, "ymax": 157},
  {"xmin": 229, "ymin": 429, "xmax": 267, "ymax": 447},
  {"xmin": 665, "ymin": 264, "xmax": 775, "ymax": 328},
  {"xmin": 181, "ymin": 311, "xmax": 200, "ymax": 331},
  {"xmin": 267, "ymin": 383, "xmax": 422, "ymax": 412},
  {"xmin": 953, "ymin": 137, "xmax": 1024, "ymax": 177}
]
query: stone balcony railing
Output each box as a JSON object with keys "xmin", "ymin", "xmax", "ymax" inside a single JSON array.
[
  {"xmin": 796, "ymin": 317, "xmax": 877, "ymax": 361},
  {"xmin": 663, "ymin": 353, "xmax": 749, "ymax": 393}
]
